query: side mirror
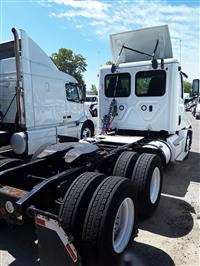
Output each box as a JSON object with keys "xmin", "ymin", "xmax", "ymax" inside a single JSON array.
[
  {"xmin": 191, "ymin": 79, "xmax": 200, "ymax": 97},
  {"xmin": 80, "ymin": 85, "xmax": 86, "ymax": 102}
]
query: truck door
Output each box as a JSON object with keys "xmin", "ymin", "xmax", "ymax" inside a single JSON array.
[
  {"xmin": 178, "ymin": 73, "xmax": 188, "ymax": 130},
  {"xmin": 135, "ymin": 70, "xmax": 167, "ymax": 127},
  {"xmin": 64, "ymin": 83, "xmax": 84, "ymax": 125}
]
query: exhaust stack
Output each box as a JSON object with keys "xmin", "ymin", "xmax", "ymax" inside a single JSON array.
[{"xmin": 12, "ymin": 28, "xmax": 25, "ymax": 129}]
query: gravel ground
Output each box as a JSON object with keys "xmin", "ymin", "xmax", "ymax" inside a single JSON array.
[{"xmin": 0, "ymin": 113, "xmax": 199, "ymax": 266}]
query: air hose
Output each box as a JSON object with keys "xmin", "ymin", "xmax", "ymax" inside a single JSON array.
[{"xmin": 101, "ymin": 98, "xmax": 117, "ymax": 134}]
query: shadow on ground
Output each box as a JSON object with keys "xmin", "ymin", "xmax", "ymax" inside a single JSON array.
[
  {"xmin": 119, "ymin": 241, "xmax": 175, "ymax": 266},
  {"xmin": 0, "ymin": 221, "xmax": 39, "ymax": 266},
  {"xmin": 139, "ymin": 194, "xmax": 194, "ymax": 238},
  {"xmin": 162, "ymin": 151, "xmax": 200, "ymax": 197}
]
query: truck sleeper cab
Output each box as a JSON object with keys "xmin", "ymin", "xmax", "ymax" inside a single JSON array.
[{"xmin": 0, "ymin": 28, "xmax": 95, "ymax": 155}]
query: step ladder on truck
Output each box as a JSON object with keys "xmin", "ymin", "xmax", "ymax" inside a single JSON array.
[{"xmin": 0, "ymin": 25, "xmax": 195, "ymax": 266}]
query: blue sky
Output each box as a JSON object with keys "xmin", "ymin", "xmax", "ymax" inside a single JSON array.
[{"xmin": 1, "ymin": 0, "xmax": 199, "ymax": 89}]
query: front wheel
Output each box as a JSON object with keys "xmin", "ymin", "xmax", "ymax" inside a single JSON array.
[{"xmin": 80, "ymin": 123, "xmax": 94, "ymax": 139}]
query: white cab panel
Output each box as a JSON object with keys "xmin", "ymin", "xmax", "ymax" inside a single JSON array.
[{"xmin": 99, "ymin": 59, "xmax": 185, "ymax": 134}]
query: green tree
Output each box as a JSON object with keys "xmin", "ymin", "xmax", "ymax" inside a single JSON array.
[
  {"xmin": 51, "ymin": 48, "xmax": 87, "ymax": 88},
  {"xmin": 183, "ymin": 81, "xmax": 192, "ymax": 93},
  {"xmin": 105, "ymin": 60, "xmax": 113, "ymax": 65},
  {"xmin": 90, "ymin": 84, "xmax": 98, "ymax": 95}
]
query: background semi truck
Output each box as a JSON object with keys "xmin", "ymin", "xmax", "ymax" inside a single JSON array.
[
  {"xmin": 0, "ymin": 28, "xmax": 95, "ymax": 155},
  {"xmin": 0, "ymin": 25, "xmax": 198, "ymax": 266}
]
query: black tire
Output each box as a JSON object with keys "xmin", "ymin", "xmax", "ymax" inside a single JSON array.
[
  {"xmin": 0, "ymin": 158, "xmax": 23, "ymax": 171},
  {"xmin": 184, "ymin": 129, "xmax": 192, "ymax": 160},
  {"xmin": 80, "ymin": 123, "xmax": 94, "ymax": 139},
  {"xmin": 185, "ymin": 130, "xmax": 192, "ymax": 152},
  {"xmin": 82, "ymin": 176, "xmax": 137, "ymax": 266},
  {"xmin": 113, "ymin": 151, "xmax": 140, "ymax": 179},
  {"xmin": 131, "ymin": 153, "xmax": 163, "ymax": 218},
  {"xmin": 31, "ymin": 143, "xmax": 51, "ymax": 161},
  {"xmin": 59, "ymin": 172, "xmax": 105, "ymax": 248},
  {"xmin": 0, "ymin": 220, "xmax": 6, "ymax": 226},
  {"xmin": 92, "ymin": 108, "xmax": 97, "ymax": 117}
]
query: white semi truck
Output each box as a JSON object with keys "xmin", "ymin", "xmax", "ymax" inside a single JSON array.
[
  {"xmin": 0, "ymin": 25, "xmax": 195, "ymax": 266},
  {"xmin": 0, "ymin": 28, "xmax": 95, "ymax": 155}
]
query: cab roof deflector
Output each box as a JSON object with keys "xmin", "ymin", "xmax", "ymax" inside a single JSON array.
[{"xmin": 110, "ymin": 25, "xmax": 173, "ymax": 64}]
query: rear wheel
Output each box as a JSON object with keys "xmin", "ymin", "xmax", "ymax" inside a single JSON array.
[
  {"xmin": 82, "ymin": 176, "xmax": 137, "ymax": 266},
  {"xmin": 59, "ymin": 172, "xmax": 105, "ymax": 249},
  {"xmin": 131, "ymin": 153, "xmax": 163, "ymax": 218},
  {"xmin": 113, "ymin": 151, "xmax": 139, "ymax": 179}
]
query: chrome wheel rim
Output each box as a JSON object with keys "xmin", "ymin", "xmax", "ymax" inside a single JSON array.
[
  {"xmin": 82, "ymin": 127, "xmax": 92, "ymax": 138},
  {"xmin": 150, "ymin": 167, "xmax": 161, "ymax": 204},
  {"xmin": 185, "ymin": 135, "xmax": 190, "ymax": 152},
  {"xmin": 112, "ymin": 197, "xmax": 134, "ymax": 253}
]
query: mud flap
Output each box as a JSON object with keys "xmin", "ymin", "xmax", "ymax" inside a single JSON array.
[{"xmin": 35, "ymin": 214, "xmax": 81, "ymax": 266}]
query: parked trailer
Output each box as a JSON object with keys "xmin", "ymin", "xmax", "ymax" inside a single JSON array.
[{"xmin": 0, "ymin": 25, "xmax": 194, "ymax": 266}]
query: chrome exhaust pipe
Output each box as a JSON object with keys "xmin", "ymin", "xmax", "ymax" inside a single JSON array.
[{"xmin": 12, "ymin": 28, "xmax": 25, "ymax": 129}]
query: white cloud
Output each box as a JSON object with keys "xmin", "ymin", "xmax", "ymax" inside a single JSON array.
[
  {"xmin": 49, "ymin": 0, "xmax": 109, "ymax": 10},
  {"xmin": 53, "ymin": 9, "xmax": 108, "ymax": 20}
]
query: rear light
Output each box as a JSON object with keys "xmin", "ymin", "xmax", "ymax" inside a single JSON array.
[{"xmin": 35, "ymin": 217, "xmax": 46, "ymax": 226}]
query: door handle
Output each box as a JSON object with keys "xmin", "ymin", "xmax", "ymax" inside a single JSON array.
[{"xmin": 149, "ymin": 105, "xmax": 153, "ymax": 112}]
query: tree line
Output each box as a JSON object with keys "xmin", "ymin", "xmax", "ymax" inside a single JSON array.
[{"xmin": 50, "ymin": 49, "xmax": 192, "ymax": 95}]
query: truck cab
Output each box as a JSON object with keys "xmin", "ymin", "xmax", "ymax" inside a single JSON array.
[
  {"xmin": 0, "ymin": 29, "xmax": 95, "ymax": 155},
  {"xmin": 98, "ymin": 25, "xmax": 192, "ymax": 162}
]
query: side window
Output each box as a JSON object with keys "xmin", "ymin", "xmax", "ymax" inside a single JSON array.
[
  {"xmin": 136, "ymin": 70, "xmax": 166, "ymax": 97},
  {"xmin": 105, "ymin": 73, "xmax": 130, "ymax": 97},
  {"xmin": 65, "ymin": 83, "xmax": 79, "ymax": 102}
]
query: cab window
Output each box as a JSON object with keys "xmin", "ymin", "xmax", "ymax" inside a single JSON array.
[
  {"xmin": 136, "ymin": 70, "xmax": 166, "ymax": 97},
  {"xmin": 105, "ymin": 73, "xmax": 130, "ymax": 97},
  {"xmin": 65, "ymin": 83, "xmax": 79, "ymax": 102}
]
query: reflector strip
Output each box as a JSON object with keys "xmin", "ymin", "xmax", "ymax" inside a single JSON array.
[
  {"xmin": 35, "ymin": 217, "xmax": 46, "ymax": 226},
  {"xmin": 66, "ymin": 243, "xmax": 78, "ymax": 263}
]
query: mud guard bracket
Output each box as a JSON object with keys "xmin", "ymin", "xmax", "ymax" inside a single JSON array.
[{"xmin": 35, "ymin": 214, "xmax": 81, "ymax": 266}]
